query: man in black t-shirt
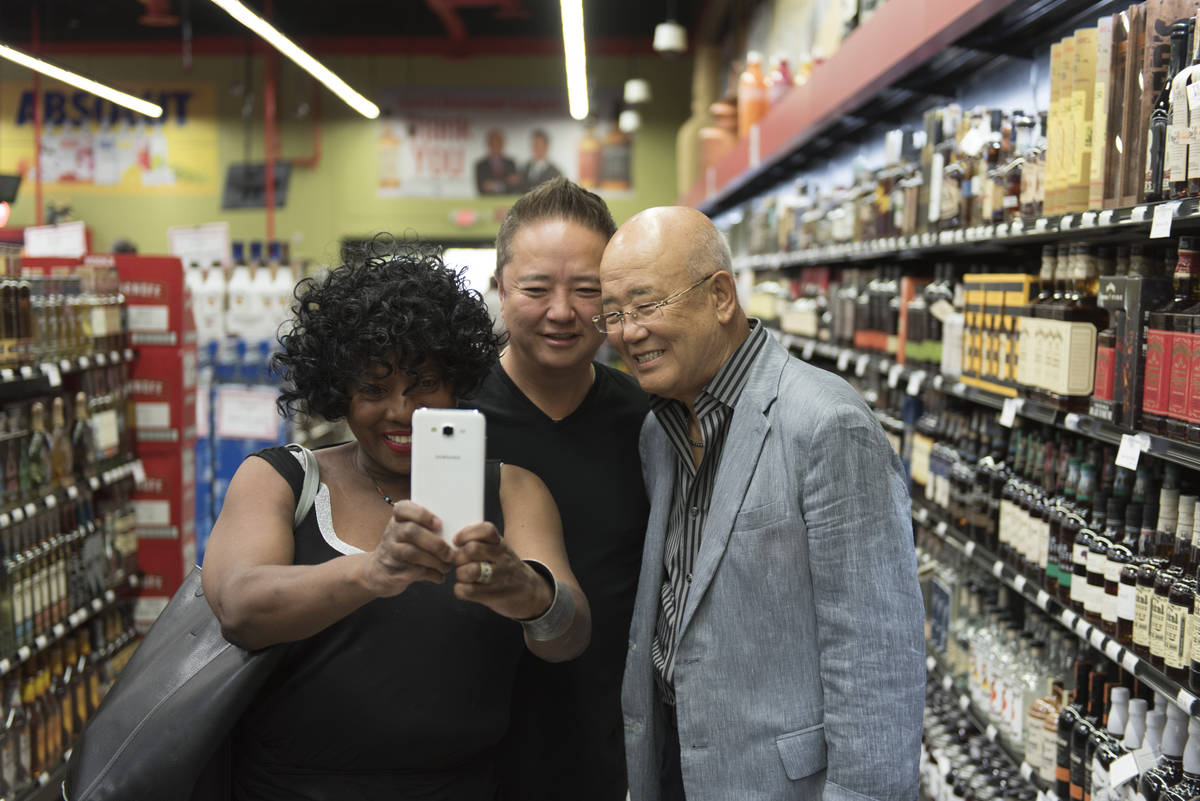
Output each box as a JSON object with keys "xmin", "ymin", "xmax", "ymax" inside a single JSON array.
[{"xmin": 473, "ymin": 178, "xmax": 649, "ymax": 801}]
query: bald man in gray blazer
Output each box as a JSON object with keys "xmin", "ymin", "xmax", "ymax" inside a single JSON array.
[{"xmin": 597, "ymin": 206, "xmax": 925, "ymax": 801}]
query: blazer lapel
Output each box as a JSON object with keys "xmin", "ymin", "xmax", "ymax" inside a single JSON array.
[
  {"xmin": 675, "ymin": 338, "xmax": 788, "ymax": 638},
  {"xmin": 631, "ymin": 425, "xmax": 674, "ymax": 646}
]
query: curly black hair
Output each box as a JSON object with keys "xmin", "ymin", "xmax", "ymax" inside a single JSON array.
[{"xmin": 272, "ymin": 236, "xmax": 500, "ymax": 421}]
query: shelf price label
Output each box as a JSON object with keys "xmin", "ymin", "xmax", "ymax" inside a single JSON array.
[
  {"xmin": 1064, "ymin": 413, "xmax": 1082, "ymax": 431},
  {"xmin": 1110, "ymin": 754, "xmax": 1140, "ymax": 788},
  {"xmin": 1151, "ymin": 201, "xmax": 1183, "ymax": 238},
  {"xmin": 1035, "ymin": 218, "xmax": 1049, "ymax": 233},
  {"xmin": 985, "ymin": 724, "xmax": 998, "ymax": 742},
  {"xmin": 906, "ymin": 371, "xmax": 927, "ymax": 396},
  {"xmin": 926, "ymin": 656, "xmax": 937, "ymax": 672},
  {"xmin": 942, "ymin": 675, "xmax": 953, "ymax": 692},
  {"xmin": 1089, "ymin": 629, "xmax": 1106, "ymax": 649},
  {"xmin": 1036, "ymin": 590, "xmax": 1050, "ymax": 608},
  {"xmin": 958, "ymin": 695, "xmax": 971, "ymax": 711},
  {"xmin": 1075, "ymin": 619, "xmax": 1090, "ymax": 639},
  {"xmin": 888, "ymin": 364, "xmax": 905, "ymax": 389},
  {"xmin": 1061, "ymin": 215, "xmax": 1074, "ymax": 230},
  {"xmin": 999, "ymin": 397, "xmax": 1023, "ymax": 428},
  {"xmin": 1131, "ymin": 205, "xmax": 1149, "ymax": 223},
  {"xmin": 855, "ymin": 354, "xmax": 871, "ymax": 377},
  {"xmin": 40, "ymin": 363, "xmax": 61, "ymax": 388},
  {"xmin": 1013, "ymin": 575, "xmax": 1027, "ymax": 592},
  {"xmin": 992, "ymin": 561, "xmax": 1004, "ymax": 577},
  {"xmin": 1099, "ymin": 209, "xmax": 1115, "ymax": 226},
  {"xmin": 1081, "ymin": 211, "xmax": 1097, "ymax": 228},
  {"xmin": 1116, "ymin": 433, "xmax": 1152, "ymax": 470},
  {"xmin": 1105, "ymin": 640, "xmax": 1123, "ymax": 662},
  {"xmin": 935, "ymin": 521, "xmax": 948, "ymax": 537},
  {"xmin": 1020, "ymin": 763, "xmax": 1034, "ymax": 781},
  {"xmin": 933, "ymin": 374, "xmax": 945, "ymax": 391},
  {"xmin": 1177, "ymin": 688, "xmax": 1197, "ymax": 710},
  {"xmin": 837, "ymin": 350, "xmax": 853, "ymax": 372},
  {"xmin": 964, "ymin": 541, "xmax": 976, "ymax": 558},
  {"xmin": 1062, "ymin": 610, "xmax": 1078, "ymax": 628}
]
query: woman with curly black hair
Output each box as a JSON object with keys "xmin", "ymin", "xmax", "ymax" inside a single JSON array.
[{"xmin": 201, "ymin": 239, "xmax": 591, "ymax": 801}]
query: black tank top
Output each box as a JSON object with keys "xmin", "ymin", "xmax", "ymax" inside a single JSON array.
[{"xmin": 231, "ymin": 446, "xmax": 518, "ymax": 801}]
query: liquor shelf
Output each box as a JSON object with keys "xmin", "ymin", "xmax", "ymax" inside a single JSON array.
[
  {"xmin": 685, "ymin": 0, "xmax": 1129, "ymax": 215},
  {"xmin": 916, "ymin": 497, "xmax": 1200, "ymax": 718},
  {"xmin": 734, "ymin": 198, "xmax": 1200, "ymax": 272},
  {"xmin": 0, "ymin": 349, "xmax": 137, "ymax": 406},
  {"xmin": 925, "ymin": 654, "xmax": 1052, "ymax": 796},
  {"xmin": 771, "ymin": 329, "xmax": 1200, "ymax": 476}
]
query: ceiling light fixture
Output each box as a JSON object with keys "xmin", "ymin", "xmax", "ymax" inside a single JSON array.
[
  {"xmin": 0, "ymin": 44, "xmax": 163, "ymax": 118},
  {"xmin": 207, "ymin": 0, "xmax": 380, "ymax": 119},
  {"xmin": 560, "ymin": 0, "xmax": 589, "ymax": 120}
]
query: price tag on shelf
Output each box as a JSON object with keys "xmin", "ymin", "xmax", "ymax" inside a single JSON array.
[
  {"xmin": 1035, "ymin": 218, "xmax": 1049, "ymax": 233},
  {"xmin": 1151, "ymin": 201, "xmax": 1183, "ymax": 238},
  {"xmin": 1105, "ymin": 640, "xmax": 1123, "ymax": 662},
  {"xmin": 10, "ymin": 509, "xmax": 22, "ymax": 524},
  {"xmin": 0, "ymin": 369, "xmax": 14, "ymax": 383},
  {"xmin": 802, "ymin": 341, "xmax": 816, "ymax": 361},
  {"xmin": 88, "ymin": 476, "xmax": 101, "ymax": 491},
  {"xmin": 105, "ymin": 589, "xmax": 116, "ymax": 603},
  {"xmin": 933, "ymin": 374, "xmax": 945, "ymax": 391},
  {"xmin": 964, "ymin": 542, "xmax": 976, "ymax": 557},
  {"xmin": 837, "ymin": 350, "xmax": 852, "ymax": 372},
  {"xmin": 1064, "ymin": 413, "xmax": 1082, "ymax": 431},
  {"xmin": 1011, "ymin": 219, "xmax": 1024, "ymax": 235},
  {"xmin": 132, "ymin": 460, "xmax": 146, "ymax": 485},
  {"xmin": 952, "ymin": 381, "xmax": 967, "ymax": 396},
  {"xmin": 926, "ymin": 656, "xmax": 937, "ymax": 672},
  {"xmin": 1131, "ymin": 205, "xmax": 1149, "ymax": 223},
  {"xmin": 906, "ymin": 371, "xmax": 927, "ymax": 397},
  {"xmin": 999, "ymin": 397, "xmax": 1023, "ymax": 428},
  {"xmin": 985, "ymin": 724, "xmax": 998, "ymax": 742},
  {"xmin": 66, "ymin": 485, "xmax": 78, "ymax": 500},
  {"xmin": 0, "ymin": 659, "xmax": 10, "ymax": 677},
  {"xmin": 1110, "ymin": 753, "xmax": 1140, "ymax": 788},
  {"xmin": 90, "ymin": 598, "xmax": 102, "ymax": 612},
  {"xmin": 888, "ymin": 363, "xmax": 905, "ymax": 389},
  {"xmin": 16, "ymin": 647, "xmax": 28, "ymax": 662},
  {"xmin": 78, "ymin": 355, "xmax": 90, "ymax": 370},
  {"xmin": 1075, "ymin": 619, "xmax": 1090, "ymax": 639},
  {"xmin": 18, "ymin": 365, "xmax": 32, "ymax": 380},
  {"xmin": 1020, "ymin": 763, "xmax": 1035, "ymax": 781},
  {"xmin": 1116, "ymin": 433, "xmax": 1152, "ymax": 470},
  {"xmin": 1099, "ymin": 209, "xmax": 1115, "ymax": 226},
  {"xmin": 1177, "ymin": 688, "xmax": 1197, "ymax": 710},
  {"xmin": 1014, "ymin": 575, "xmax": 1027, "ymax": 592},
  {"xmin": 959, "ymin": 695, "xmax": 971, "ymax": 711},
  {"xmin": 1082, "ymin": 211, "xmax": 1098, "ymax": 228},
  {"xmin": 109, "ymin": 351, "xmax": 120, "ymax": 365},
  {"xmin": 58, "ymin": 359, "xmax": 70, "ymax": 375},
  {"xmin": 1061, "ymin": 215, "xmax": 1074, "ymax": 230},
  {"xmin": 43, "ymin": 495, "xmax": 55, "ymax": 510},
  {"xmin": 1062, "ymin": 610, "xmax": 1078, "ymax": 628},
  {"xmin": 1090, "ymin": 629, "xmax": 1106, "ymax": 649},
  {"xmin": 52, "ymin": 623, "xmax": 64, "ymax": 639},
  {"xmin": 40, "ymin": 363, "xmax": 61, "ymax": 388},
  {"xmin": 992, "ymin": 561, "xmax": 1004, "ymax": 577},
  {"xmin": 936, "ymin": 521, "xmax": 948, "ymax": 537},
  {"xmin": 942, "ymin": 674, "xmax": 954, "ymax": 691},
  {"xmin": 1036, "ymin": 590, "xmax": 1050, "ymax": 608},
  {"xmin": 916, "ymin": 507, "xmax": 929, "ymax": 524},
  {"xmin": 855, "ymin": 354, "xmax": 871, "ymax": 377}
]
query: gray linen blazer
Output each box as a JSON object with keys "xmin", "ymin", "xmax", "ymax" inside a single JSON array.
[{"xmin": 622, "ymin": 334, "xmax": 925, "ymax": 801}]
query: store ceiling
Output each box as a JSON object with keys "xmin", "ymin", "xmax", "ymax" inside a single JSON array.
[{"xmin": 1, "ymin": 0, "xmax": 700, "ymax": 53}]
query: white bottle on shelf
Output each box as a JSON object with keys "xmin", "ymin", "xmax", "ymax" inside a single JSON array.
[
  {"xmin": 269, "ymin": 264, "xmax": 296, "ymax": 339},
  {"xmin": 224, "ymin": 265, "xmax": 254, "ymax": 341}
]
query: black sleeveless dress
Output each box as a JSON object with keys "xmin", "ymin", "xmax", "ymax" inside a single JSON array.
[{"xmin": 230, "ymin": 446, "xmax": 520, "ymax": 801}]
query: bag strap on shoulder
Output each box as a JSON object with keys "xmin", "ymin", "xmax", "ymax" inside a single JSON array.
[{"xmin": 285, "ymin": 444, "xmax": 320, "ymax": 526}]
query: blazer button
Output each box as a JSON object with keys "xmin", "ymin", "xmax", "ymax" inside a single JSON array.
[{"xmin": 686, "ymin": 573, "xmax": 693, "ymax": 583}]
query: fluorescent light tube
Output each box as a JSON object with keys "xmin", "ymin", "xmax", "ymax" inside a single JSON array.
[
  {"xmin": 560, "ymin": 0, "xmax": 588, "ymax": 120},
  {"xmin": 0, "ymin": 45, "xmax": 162, "ymax": 118},
  {"xmin": 208, "ymin": 0, "xmax": 380, "ymax": 119}
]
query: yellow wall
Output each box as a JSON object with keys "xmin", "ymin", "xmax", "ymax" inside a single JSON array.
[{"xmin": 0, "ymin": 49, "xmax": 691, "ymax": 263}]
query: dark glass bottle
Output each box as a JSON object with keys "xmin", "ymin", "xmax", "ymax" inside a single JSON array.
[
  {"xmin": 1139, "ymin": 704, "xmax": 1190, "ymax": 801},
  {"xmin": 1087, "ymin": 498, "xmax": 1122, "ymax": 626},
  {"xmin": 1152, "ymin": 565, "xmax": 1185, "ymax": 670},
  {"xmin": 1146, "ymin": 240, "xmax": 1200, "ymax": 435},
  {"xmin": 1166, "ymin": 575, "xmax": 1197, "ymax": 681},
  {"xmin": 1148, "ymin": 22, "xmax": 1192, "ymax": 203},
  {"xmin": 1057, "ymin": 658, "xmax": 1093, "ymax": 800},
  {"xmin": 1070, "ymin": 664, "xmax": 1109, "ymax": 801}
]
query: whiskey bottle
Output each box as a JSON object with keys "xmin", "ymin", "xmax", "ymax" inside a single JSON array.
[
  {"xmin": 1070, "ymin": 664, "xmax": 1109, "ymax": 801},
  {"xmin": 5, "ymin": 678, "xmax": 27, "ymax": 792},
  {"xmin": 1165, "ymin": 573, "xmax": 1196, "ymax": 681},
  {"xmin": 1147, "ymin": 23, "xmax": 1191, "ymax": 203},
  {"xmin": 1058, "ymin": 659, "xmax": 1094, "ymax": 799},
  {"xmin": 1151, "ymin": 565, "xmax": 1184, "ymax": 670},
  {"xmin": 1162, "ymin": 717, "xmax": 1200, "ymax": 801},
  {"xmin": 25, "ymin": 403, "xmax": 49, "ymax": 498}
]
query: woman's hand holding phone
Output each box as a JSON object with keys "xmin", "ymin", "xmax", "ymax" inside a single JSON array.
[
  {"xmin": 449, "ymin": 523, "xmax": 553, "ymax": 621},
  {"xmin": 360, "ymin": 500, "xmax": 456, "ymax": 598}
]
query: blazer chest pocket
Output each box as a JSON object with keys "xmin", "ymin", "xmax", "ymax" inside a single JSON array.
[
  {"xmin": 734, "ymin": 500, "xmax": 788, "ymax": 532},
  {"xmin": 775, "ymin": 723, "xmax": 827, "ymax": 781}
]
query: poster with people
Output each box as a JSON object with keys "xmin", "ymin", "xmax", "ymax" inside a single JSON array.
[{"xmin": 376, "ymin": 88, "xmax": 632, "ymax": 198}]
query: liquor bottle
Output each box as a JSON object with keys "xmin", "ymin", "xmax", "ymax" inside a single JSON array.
[
  {"xmin": 1118, "ymin": 505, "xmax": 1143, "ymax": 647},
  {"xmin": 1145, "ymin": 240, "xmax": 1200, "ymax": 435},
  {"xmin": 737, "ymin": 52, "xmax": 769, "ymax": 139},
  {"xmin": 1030, "ymin": 676, "xmax": 1064, "ymax": 783},
  {"xmin": 1152, "ymin": 564, "xmax": 1185, "ymax": 670},
  {"xmin": 1139, "ymin": 703, "xmax": 1189, "ymax": 801},
  {"xmin": 1191, "ymin": 567, "xmax": 1200, "ymax": 691},
  {"xmin": 68, "ymin": 391, "xmax": 94, "ymax": 484},
  {"xmin": 1166, "ymin": 572, "xmax": 1196, "ymax": 681},
  {"xmin": 1099, "ymin": 696, "xmax": 1148, "ymax": 801},
  {"xmin": 1106, "ymin": 502, "xmax": 1137, "ymax": 637},
  {"xmin": 1087, "ymin": 498, "xmax": 1122, "ymax": 626},
  {"xmin": 1170, "ymin": 17, "xmax": 1200, "ymax": 199},
  {"xmin": 1162, "ymin": 717, "xmax": 1200, "ymax": 801},
  {"xmin": 1089, "ymin": 684, "xmax": 1131, "ymax": 797},
  {"xmin": 49, "ymin": 396, "xmax": 71, "ymax": 491},
  {"xmin": 25, "ymin": 403, "xmax": 49, "ymax": 498},
  {"xmin": 1147, "ymin": 23, "xmax": 1191, "ymax": 203},
  {"xmin": 21, "ymin": 669, "xmax": 41, "ymax": 782},
  {"xmin": 5, "ymin": 678, "xmax": 27, "ymax": 792},
  {"xmin": 1071, "ymin": 664, "xmax": 1109, "ymax": 801}
]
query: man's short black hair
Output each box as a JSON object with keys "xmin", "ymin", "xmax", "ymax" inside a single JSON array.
[{"xmin": 494, "ymin": 177, "xmax": 615, "ymax": 287}]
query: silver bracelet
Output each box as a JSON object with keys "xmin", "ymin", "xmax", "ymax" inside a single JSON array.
[{"xmin": 519, "ymin": 559, "xmax": 575, "ymax": 642}]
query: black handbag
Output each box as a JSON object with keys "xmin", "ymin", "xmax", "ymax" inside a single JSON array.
[{"xmin": 62, "ymin": 444, "xmax": 320, "ymax": 801}]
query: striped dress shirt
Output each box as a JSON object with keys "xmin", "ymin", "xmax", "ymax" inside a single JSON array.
[{"xmin": 650, "ymin": 320, "xmax": 769, "ymax": 705}]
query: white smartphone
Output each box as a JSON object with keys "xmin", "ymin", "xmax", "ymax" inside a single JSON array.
[{"xmin": 410, "ymin": 407, "xmax": 486, "ymax": 544}]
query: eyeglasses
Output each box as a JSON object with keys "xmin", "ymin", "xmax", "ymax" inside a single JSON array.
[{"xmin": 592, "ymin": 273, "xmax": 717, "ymax": 334}]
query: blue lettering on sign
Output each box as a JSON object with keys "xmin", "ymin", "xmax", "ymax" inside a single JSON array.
[{"xmin": 13, "ymin": 89, "xmax": 195, "ymax": 126}]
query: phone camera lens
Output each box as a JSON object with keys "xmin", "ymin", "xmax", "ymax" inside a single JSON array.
[{"xmin": 442, "ymin": 425, "xmax": 454, "ymax": 436}]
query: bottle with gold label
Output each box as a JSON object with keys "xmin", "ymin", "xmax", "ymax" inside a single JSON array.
[
  {"xmin": 25, "ymin": 403, "xmax": 49, "ymax": 498},
  {"xmin": 6, "ymin": 677, "xmax": 28, "ymax": 792}
]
